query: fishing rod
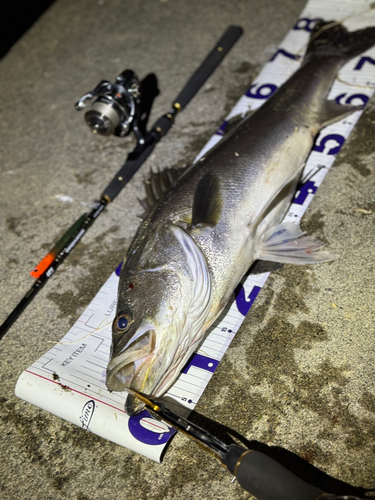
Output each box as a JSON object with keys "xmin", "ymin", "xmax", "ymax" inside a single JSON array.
[
  {"xmin": 0, "ymin": 26, "xmax": 243, "ymax": 340},
  {"xmin": 128, "ymin": 389, "xmax": 369, "ymax": 500}
]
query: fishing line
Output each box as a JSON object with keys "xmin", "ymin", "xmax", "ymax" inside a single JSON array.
[
  {"xmin": 46, "ymin": 317, "xmax": 113, "ymax": 345},
  {"xmin": 335, "ymin": 75, "xmax": 375, "ymax": 88},
  {"xmin": 300, "ymin": 164, "xmax": 327, "ymax": 184},
  {"xmin": 310, "ymin": 5, "xmax": 375, "ymax": 42}
]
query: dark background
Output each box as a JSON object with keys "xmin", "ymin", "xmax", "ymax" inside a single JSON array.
[{"xmin": 1, "ymin": 1, "xmax": 56, "ymax": 59}]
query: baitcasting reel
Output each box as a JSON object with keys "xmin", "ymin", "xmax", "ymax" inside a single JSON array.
[{"xmin": 75, "ymin": 69, "xmax": 159, "ymax": 143}]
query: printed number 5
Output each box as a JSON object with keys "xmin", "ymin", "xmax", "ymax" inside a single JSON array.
[{"xmin": 313, "ymin": 134, "xmax": 345, "ymax": 155}]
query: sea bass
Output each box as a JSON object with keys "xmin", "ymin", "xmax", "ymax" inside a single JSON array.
[{"xmin": 106, "ymin": 21, "xmax": 375, "ymax": 414}]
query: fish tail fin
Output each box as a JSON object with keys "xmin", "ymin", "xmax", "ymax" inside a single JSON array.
[{"xmin": 304, "ymin": 20, "xmax": 375, "ymax": 65}]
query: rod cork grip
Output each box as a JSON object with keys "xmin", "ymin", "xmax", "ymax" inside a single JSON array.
[
  {"xmin": 173, "ymin": 25, "xmax": 243, "ymax": 111},
  {"xmin": 235, "ymin": 450, "xmax": 325, "ymax": 500}
]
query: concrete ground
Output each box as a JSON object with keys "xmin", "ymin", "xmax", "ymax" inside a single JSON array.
[{"xmin": 0, "ymin": 0, "xmax": 374, "ymax": 498}]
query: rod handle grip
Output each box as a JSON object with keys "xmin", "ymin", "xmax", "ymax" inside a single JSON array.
[{"xmin": 226, "ymin": 446, "xmax": 325, "ymax": 500}]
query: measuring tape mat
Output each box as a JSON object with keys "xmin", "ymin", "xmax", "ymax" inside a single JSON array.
[{"xmin": 15, "ymin": 0, "xmax": 375, "ymax": 462}]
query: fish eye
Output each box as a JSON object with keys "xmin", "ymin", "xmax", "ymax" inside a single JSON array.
[{"xmin": 113, "ymin": 312, "xmax": 132, "ymax": 334}]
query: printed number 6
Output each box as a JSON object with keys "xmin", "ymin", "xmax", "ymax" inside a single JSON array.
[
  {"xmin": 335, "ymin": 93, "xmax": 369, "ymax": 107},
  {"xmin": 246, "ymin": 83, "xmax": 278, "ymax": 100}
]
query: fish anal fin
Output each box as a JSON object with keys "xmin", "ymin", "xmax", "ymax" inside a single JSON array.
[
  {"xmin": 257, "ymin": 221, "xmax": 337, "ymax": 265},
  {"xmin": 249, "ymin": 260, "xmax": 284, "ymax": 275},
  {"xmin": 192, "ymin": 173, "xmax": 222, "ymax": 227},
  {"xmin": 319, "ymin": 100, "xmax": 362, "ymax": 128},
  {"xmin": 250, "ymin": 162, "xmax": 305, "ymax": 228}
]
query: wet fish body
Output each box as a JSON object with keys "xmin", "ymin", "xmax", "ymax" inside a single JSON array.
[{"xmin": 106, "ymin": 22, "xmax": 375, "ymax": 414}]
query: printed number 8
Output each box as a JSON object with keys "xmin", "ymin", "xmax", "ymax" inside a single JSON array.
[{"xmin": 294, "ymin": 18, "xmax": 319, "ymax": 32}]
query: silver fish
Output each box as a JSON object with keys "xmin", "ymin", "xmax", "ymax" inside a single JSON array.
[{"xmin": 106, "ymin": 21, "xmax": 375, "ymax": 414}]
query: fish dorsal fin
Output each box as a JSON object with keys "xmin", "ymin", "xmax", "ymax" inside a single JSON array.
[
  {"xmin": 319, "ymin": 100, "xmax": 362, "ymax": 128},
  {"xmin": 223, "ymin": 109, "xmax": 253, "ymax": 135},
  {"xmin": 250, "ymin": 162, "xmax": 305, "ymax": 228},
  {"xmin": 192, "ymin": 172, "xmax": 222, "ymax": 227},
  {"xmin": 139, "ymin": 166, "xmax": 188, "ymax": 217}
]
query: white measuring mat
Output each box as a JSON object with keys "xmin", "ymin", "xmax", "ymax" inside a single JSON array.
[{"xmin": 16, "ymin": 0, "xmax": 375, "ymax": 462}]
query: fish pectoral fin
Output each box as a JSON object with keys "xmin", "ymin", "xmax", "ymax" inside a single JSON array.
[
  {"xmin": 192, "ymin": 172, "xmax": 222, "ymax": 227},
  {"xmin": 257, "ymin": 222, "xmax": 338, "ymax": 265},
  {"xmin": 318, "ymin": 100, "xmax": 362, "ymax": 129}
]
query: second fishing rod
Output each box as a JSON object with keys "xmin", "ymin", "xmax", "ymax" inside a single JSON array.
[{"xmin": 0, "ymin": 25, "xmax": 243, "ymax": 340}]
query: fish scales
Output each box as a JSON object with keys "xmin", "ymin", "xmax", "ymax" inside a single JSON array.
[{"xmin": 106, "ymin": 21, "xmax": 375, "ymax": 415}]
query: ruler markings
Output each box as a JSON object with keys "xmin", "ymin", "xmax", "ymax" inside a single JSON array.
[{"xmin": 16, "ymin": 1, "xmax": 375, "ymax": 459}]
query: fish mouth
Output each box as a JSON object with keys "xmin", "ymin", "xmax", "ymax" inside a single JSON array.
[
  {"xmin": 106, "ymin": 329, "xmax": 156, "ymax": 396},
  {"xmin": 125, "ymin": 392, "xmax": 146, "ymax": 416}
]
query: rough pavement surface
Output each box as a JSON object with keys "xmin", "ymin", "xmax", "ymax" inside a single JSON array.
[{"xmin": 0, "ymin": 0, "xmax": 374, "ymax": 499}]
